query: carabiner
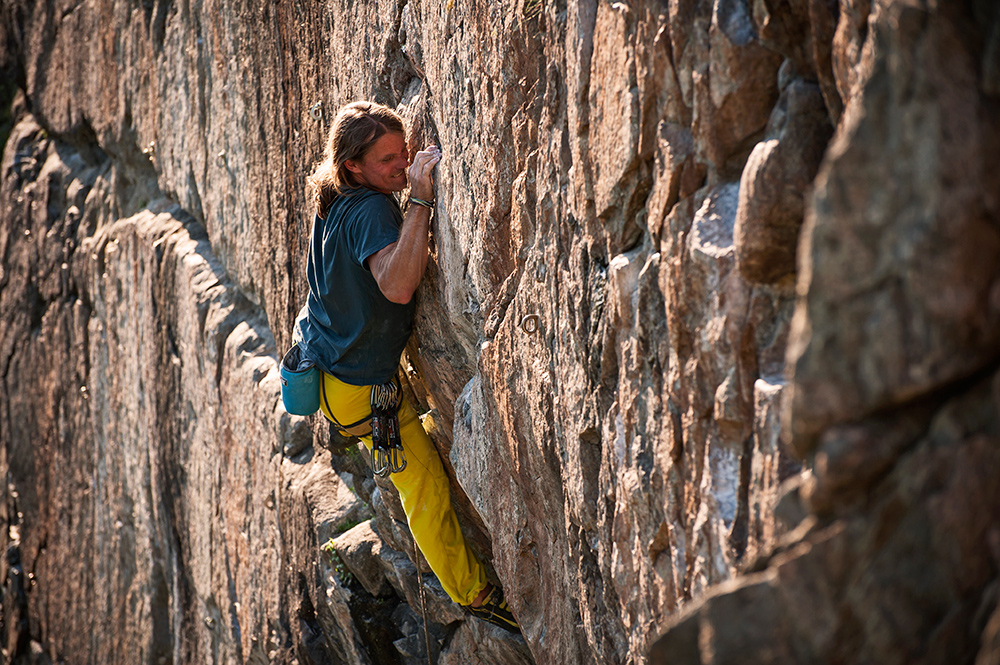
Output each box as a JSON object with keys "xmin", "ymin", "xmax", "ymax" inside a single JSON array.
[
  {"xmin": 371, "ymin": 444, "xmax": 393, "ymax": 477},
  {"xmin": 387, "ymin": 444, "xmax": 407, "ymax": 474},
  {"xmin": 369, "ymin": 379, "xmax": 405, "ymax": 476}
]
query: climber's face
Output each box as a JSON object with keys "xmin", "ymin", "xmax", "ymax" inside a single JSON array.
[{"xmin": 345, "ymin": 131, "xmax": 409, "ymax": 194}]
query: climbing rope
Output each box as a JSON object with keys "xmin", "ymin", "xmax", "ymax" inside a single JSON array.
[{"xmin": 413, "ymin": 534, "xmax": 434, "ymax": 665}]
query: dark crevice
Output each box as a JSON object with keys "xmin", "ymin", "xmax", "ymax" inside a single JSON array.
[
  {"xmin": 339, "ymin": 573, "xmax": 404, "ymax": 665},
  {"xmin": 867, "ymin": 350, "xmax": 1000, "ymax": 428},
  {"xmin": 149, "ymin": 557, "xmax": 174, "ymax": 665},
  {"xmin": 0, "ymin": 78, "xmax": 19, "ymax": 151},
  {"xmin": 728, "ymin": 434, "xmax": 753, "ymax": 562},
  {"xmin": 151, "ymin": 0, "xmax": 172, "ymax": 52},
  {"xmin": 3, "ymin": 543, "xmax": 31, "ymax": 660},
  {"xmin": 575, "ymin": 524, "xmax": 621, "ymax": 665},
  {"xmin": 186, "ymin": 168, "xmax": 204, "ymax": 226},
  {"xmin": 296, "ymin": 573, "xmax": 333, "ymax": 664},
  {"xmin": 577, "ymin": 426, "xmax": 602, "ymax": 511},
  {"xmin": 221, "ymin": 549, "xmax": 244, "ymax": 663}
]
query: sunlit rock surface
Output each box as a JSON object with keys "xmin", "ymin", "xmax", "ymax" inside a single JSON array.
[{"xmin": 1, "ymin": 0, "xmax": 997, "ymax": 663}]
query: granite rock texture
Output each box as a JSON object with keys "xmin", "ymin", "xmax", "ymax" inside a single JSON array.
[
  {"xmin": 1, "ymin": 0, "xmax": 997, "ymax": 663},
  {"xmin": 650, "ymin": 0, "xmax": 1000, "ymax": 663}
]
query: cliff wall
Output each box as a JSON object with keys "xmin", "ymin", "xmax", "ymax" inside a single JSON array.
[{"xmin": 0, "ymin": 0, "xmax": 998, "ymax": 664}]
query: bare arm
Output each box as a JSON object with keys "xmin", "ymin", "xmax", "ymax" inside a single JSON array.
[{"xmin": 367, "ymin": 146, "xmax": 441, "ymax": 304}]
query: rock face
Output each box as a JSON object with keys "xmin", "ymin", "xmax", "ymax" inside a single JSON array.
[
  {"xmin": 0, "ymin": 2, "xmax": 997, "ymax": 665},
  {"xmin": 649, "ymin": 1, "xmax": 1000, "ymax": 664}
]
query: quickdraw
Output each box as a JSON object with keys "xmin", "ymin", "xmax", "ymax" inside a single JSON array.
[{"xmin": 370, "ymin": 379, "xmax": 406, "ymax": 477}]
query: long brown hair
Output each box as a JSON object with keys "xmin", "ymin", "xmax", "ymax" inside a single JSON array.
[{"xmin": 307, "ymin": 101, "xmax": 405, "ymax": 219}]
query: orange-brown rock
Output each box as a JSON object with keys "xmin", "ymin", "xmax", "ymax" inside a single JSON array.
[{"xmin": 2, "ymin": 0, "xmax": 997, "ymax": 663}]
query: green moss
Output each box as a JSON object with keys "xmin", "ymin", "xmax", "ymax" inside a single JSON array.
[{"xmin": 338, "ymin": 517, "xmax": 361, "ymax": 534}]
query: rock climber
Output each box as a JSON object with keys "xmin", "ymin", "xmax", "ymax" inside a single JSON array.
[{"xmin": 293, "ymin": 100, "xmax": 519, "ymax": 634}]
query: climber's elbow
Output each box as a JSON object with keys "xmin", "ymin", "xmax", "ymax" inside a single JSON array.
[
  {"xmin": 380, "ymin": 283, "xmax": 416, "ymax": 305},
  {"xmin": 368, "ymin": 244, "xmax": 419, "ymax": 304}
]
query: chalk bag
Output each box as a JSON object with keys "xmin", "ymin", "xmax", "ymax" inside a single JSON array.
[{"xmin": 280, "ymin": 344, "xmax": 320, "ymax": 416}]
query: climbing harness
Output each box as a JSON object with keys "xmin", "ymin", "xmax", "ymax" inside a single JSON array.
[
  {"xmin": 319, "ymin": 377, "xmax": 374, "ymax": 438},
  {"xmin": 317, "ymin": 373, "xmax": 407, "ymax": 476},
  {"xmin": 370, "ymin": 379, "xmax": 406, "ymax": 477}
]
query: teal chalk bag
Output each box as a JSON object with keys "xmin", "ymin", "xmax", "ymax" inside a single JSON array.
[{"xmin": 280, "ymin": 344, "xmax": 320, "ymax": 416}]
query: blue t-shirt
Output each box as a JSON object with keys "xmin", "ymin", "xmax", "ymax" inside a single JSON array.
[{"xmin": 296, "ymin": 188, "xmax": 415, "ymax": 385}]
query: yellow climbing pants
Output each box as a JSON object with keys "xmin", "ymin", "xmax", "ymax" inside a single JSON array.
[{"xmin": 319, "ymin": 371, "xmax": 488, "ymax": 606}]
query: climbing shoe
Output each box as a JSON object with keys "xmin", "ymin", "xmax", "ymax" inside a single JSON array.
[{"xmin": 468, "ymin": 585, "xmax": 521, "ymax": 634}]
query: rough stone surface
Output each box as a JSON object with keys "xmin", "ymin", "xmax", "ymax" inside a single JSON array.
[
  {"xmin": 786, "ymin": 0, "xmax": 1000, "ymax": 452},
  {"xmin": 734, "ymin": 77, "xmax": 833, "ymax": 284},
  {"xmin": 332, "ymin": 521, "xmax": 391, "ymax": 599},
  {"xmin": 1, "ymin": 0, "xmax": 998, "ymax": 664},
  {"xmin": 650, "ymin": 1, "xmax": 1000, "ymax": 664}
]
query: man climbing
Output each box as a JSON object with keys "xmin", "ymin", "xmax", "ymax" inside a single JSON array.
[{"xmin": 294, "ymin": 101, "xmax": 519, "ymax": 634}]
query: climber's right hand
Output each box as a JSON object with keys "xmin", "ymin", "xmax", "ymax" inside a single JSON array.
[{"xmin": 408, "ymin": 145, "xmax": 441, "ymax": 202}]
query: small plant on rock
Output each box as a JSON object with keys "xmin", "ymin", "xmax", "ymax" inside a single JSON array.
[{"xmin": 321, "ymin": 538, "xmax": 355, "ymax": 586}]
